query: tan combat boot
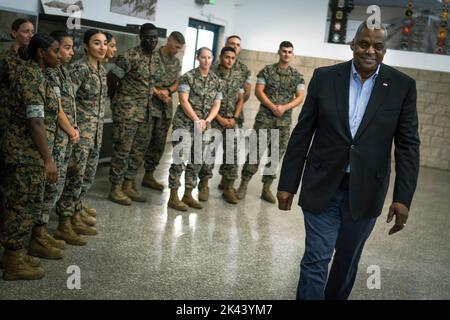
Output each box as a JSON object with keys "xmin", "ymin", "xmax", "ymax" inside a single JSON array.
[
  {"xmin": 80, "ymin": 210, "xmax": 97, "ymax": 226},
  {"xmin": 109, "ymin": 183, "xmax": 132, "ymax": 206},
  {"xmin": 141, "ymin": 170, "xmax": 164, "ymax": 191},
  {"xmin": 222, "ymin": 179, "xmax": 239, "ymax": 204},
  {"xmin": 2, "ymin": 249, "xmax": 45, "ymax": 281},
  {"xmin": 71, "ymin": 211, "xmax": 98, "ymax": 236},
  {"xmin": 182, "ymin": 188, "xmax": 203, "ymax": 209},
  {"xmin": 218, "ymin": 177, "xmax": 225, "ymax": 190},
  {"xmin": 82, "ymin": 201, "xmax": 97, "ymax": 217},
  {"xmin": 236, "ymin": 177, "xmax": 250, "ymax": 200},
  {"xmin": 261, "ymin": 182, "xmax": 276, "ymax": 203},
  {"xmin": 1, "ymin": 254, "xmax": 41, "ymax": 269},
  {"xmin": 167, "ymin": 189, "xmax": 188, "ymax": 211},
  {"xmin": 28, "ymin": 225, "xmax": 64, "ymax": 259},
  {"xmin": 123, "ymin": 179, "xmax": 146, "ymax": 202},
  {"xmin": 41, "ymin": 224, "xmax": 65, "ymax": 250},
  {"xmin": 54, "ymin": 216, "xmax": 87, "ymax": 246},
  {"xmin": 198, "ymin": 179, "xmax": 209, "ymax": 201}
]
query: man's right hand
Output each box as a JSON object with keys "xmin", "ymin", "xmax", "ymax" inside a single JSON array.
[
  {"xmin": 277, "ymin": 191, "xmax": 294, "ymax": 211},
  {"xmin": 44, "ymin": 158, "xmax": 58, "ymax": 184}
]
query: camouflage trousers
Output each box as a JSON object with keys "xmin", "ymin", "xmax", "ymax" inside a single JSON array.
[
  {"xmin": 109, "ymin": 120, "xmax": 152, "ymax": 185},
  {"xmin": 57, "ymin": 137, "xmax": 101, "ymax": 216},
  {"xmin": 0, "ymin": 154, "xmax": 5, "ymax": 219},
  {"xmin": 144, "ymin": 114, "xmax": 171, "ymax": 172},
  {"xmin": 0, "ymin": 133, "xmax": 5, "ymax": 218},
  {"xmin": 0, "ymin": 164, "xmax": 45, "ymax": 250},
  {"xmin": 168, "ymin": 130, "xmax": 209, "ymax": 190},
  {"xmin": 41, "ymin": 129, "xmax": 73, "ymax": 220},
  {"xmin": 241, "ymin": 121, "xmax": 290, "ymax": 184},
  {"xmin": 199, "ymin": 126, "xmax": 239, "ymax": 181}
]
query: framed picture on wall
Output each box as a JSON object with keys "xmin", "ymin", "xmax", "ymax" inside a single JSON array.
[
  {"xmin": 110, "ymin": 0, "xmax": 157, "ymax": 21},
  {"xmin": 40, "ymin": 0, "xmax": 84, "ymax": 16}
]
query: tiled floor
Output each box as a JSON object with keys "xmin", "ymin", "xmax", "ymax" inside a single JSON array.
[{"xmin": 1, "ymin": 149, "xmax": 449, "ymax": 300}]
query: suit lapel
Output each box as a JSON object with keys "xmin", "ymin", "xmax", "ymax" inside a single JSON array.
[
  {"xmin": 354, "ymin": 64, "xmax": 390, "ymax": 141},
  {"xmin": 335, "ymin": 61, "xmax": 352, "ymax": 140}
]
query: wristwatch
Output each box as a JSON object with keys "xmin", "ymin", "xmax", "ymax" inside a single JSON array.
[{"xmin": 233, "ymin": 115, "xmax": 240, "ymax": 121}]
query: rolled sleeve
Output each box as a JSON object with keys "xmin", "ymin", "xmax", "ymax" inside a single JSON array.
[
  {"xmin": 26, "ymin": 105, "xmax": 45, "ymax": 119},
  {"xmin": 215, "ymin": 92, "xmax": 223, "ymax": 100},
  {"xmin": 178, "ymin": 84, "xmax": 190, "ymax": 93},
  {"xmin": 239, "ymin": 88, "xmax": 245, "ymax": 94},
  {"xmin": 256, "ymin": 77, "xmax": 266, "ymax": 85},
  {"xmin": 111, "ymin": 65, "xmax": 126, "ymax": 79},
  {"xmin": 297, "ymin": 83, "xmax": 306, "ymax": 91}
]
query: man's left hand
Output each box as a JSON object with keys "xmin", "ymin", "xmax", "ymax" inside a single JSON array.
[{"xmin": 387, "ymin": 202, "xmax": 409, "ymax": 235}]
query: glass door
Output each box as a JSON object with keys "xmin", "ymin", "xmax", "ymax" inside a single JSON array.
[{"xmin": 182, "ymin": 18, "xmax": 220, "ymax": 74}]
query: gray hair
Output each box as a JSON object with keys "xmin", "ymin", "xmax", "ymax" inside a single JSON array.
[{"xmin": 353, "ymin": 21, "xmax": 388, "ymax": 42}]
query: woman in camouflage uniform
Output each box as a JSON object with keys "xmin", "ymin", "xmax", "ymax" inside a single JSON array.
[
  {"xmin": 0, "ymin": 19, "xmax": 35, "ymax": 142},
  {"xmin": 56, "ymin": 29, "xmax": 108, "ymax": 239},
  {"xmin": 41, "ymin": 31, "xmax": 89, "ymax": 247},
  {"xmin": 0, "ymin": 34, "xmax": 60, "ymax": 281},
  {"xmin": 167, "ymin": 47, "xmax": 223, "ymax": 211},
  {"xmin": 0, "ymin": 19, "xmax": 35, "ymax": 219}
]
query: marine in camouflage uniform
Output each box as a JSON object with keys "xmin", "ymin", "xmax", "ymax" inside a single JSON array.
[
  {"xmin": 108, "ymin": 45, "xmax": 155, "ymax": 203},
  {"xmin": 142, "ymin": 46, "xmax": 182, "ymax": 189},
  {"xmin": 237, "ymin": 51, "xmax": 305, "ymax": 202},
  {"xmin": 57, "ymin": 57, "xmax": 107, "ymax": 234},
  {"xmin": 168, "ymin": 66, "xmax": 223, "ymax": 209},
  {"xmin": 198, "ymin": 62, "xmax": 244, "ymax": 192},
  {"xmin": 41, "ymin": 65, "xmax": 77, "ymax": 221},
  {"xmin": 0, "ymin": 60, "xmax": 59, "ymax": 251},
  {"xmin": 0, "ymin": 46, "xmax": 22, "ymax": 215},
  {"xmin": 0, "ymin": 46, "xmax": 21, "ymax": 143}
]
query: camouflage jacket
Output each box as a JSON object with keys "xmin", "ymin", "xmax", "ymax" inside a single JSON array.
[
  {"xmin": 173, "ymin": 68, "xmax": 223, "ymax": 131},
  {"xmin": 2, "ymin": 61, "xmax": 59, "ymax": 165},
  {"xmin": 111, "ymin": 46, "xmax": 155, "ymax": 122},
  {"xmin": 0, "ymin": 46, "xmax": 22, "ymax": 136},
  {"xmin": 46, "ymin": 65, "xmax": 77, "ymax": 126},
  {"xmin": 233, "ymin": 59, "xmax": 251, "ymax": 87},
  {"xmin": 151, "ymin": 47, "xmax": 181, "ymax": 119},
  {"xmin": 221, "ymin": 59, "xmax": 250, "ymax": 124},
  {"xmin": 255, "ymin": 63, "xmax": 305, "ymax": 127},
  {"xmin": 211, "ymin": 64, "xmax": 243, "ymax": 119},
  {"xmin": 71, "ymin": 57, "xmax": 107, "ymax": 146}
]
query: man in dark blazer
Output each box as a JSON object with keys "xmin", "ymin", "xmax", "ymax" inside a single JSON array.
[{"xmin": 277, "ymin": 22, "xmax": 420, "ymax": 300}]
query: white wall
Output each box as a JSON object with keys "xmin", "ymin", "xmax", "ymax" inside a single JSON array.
[
  {"xmin": 0, "ymin": 0, "xmax": 39, "ymax": 13},
  {"xmin": 234, "ymin": 0, "xmax": 450, "ymax": 73},
  {"xmin": 83, "ymin": 0, "xmax": 236, "ymax": 36},
  {"xmin": 2, "ymin": 0, "xmax": 449, "ymax": 72},
  {"xmin": 0, "ymin": 0, "xmax": 237, "ymax": 37}
]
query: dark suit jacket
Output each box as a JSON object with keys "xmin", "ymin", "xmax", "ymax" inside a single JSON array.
[{"xmin": 278, "ymin": 60, "xmax": 420, "ymax": 219}]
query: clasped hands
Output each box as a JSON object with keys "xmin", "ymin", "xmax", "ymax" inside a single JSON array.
[
  {"xmin": 156, "ymin": 88, "xmax": 172, "ymax": 106},
  {"xmin": 271, "ymin": 104, "xmax": 286, "ymax": 117},
  {"xmin": 218, "ymin": 117, "xmax": 236, "ymax": 129},
  {"xmin": 194, "ymin": 119, "xmax": 209, "ymax": 132}
]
